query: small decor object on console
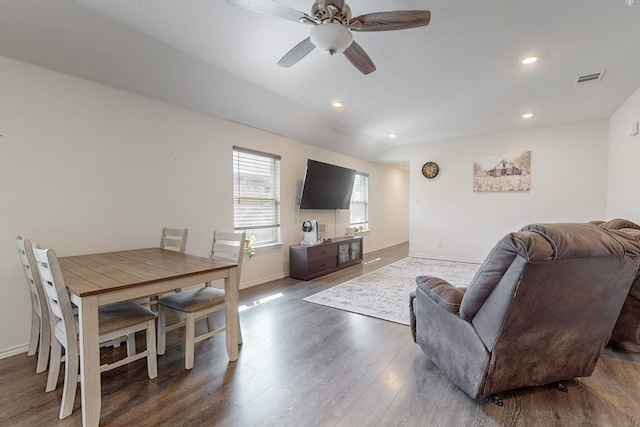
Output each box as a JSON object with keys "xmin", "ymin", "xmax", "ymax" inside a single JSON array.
[
  {"xmin": 422, "ymin": 162, "xmax": 439, "ymax": 179},
  {"xmin": 302, "ymin": 219, "xmax": 320, "ymax": 245}
]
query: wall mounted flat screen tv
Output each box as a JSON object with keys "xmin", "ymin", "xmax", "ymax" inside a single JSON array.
[{"xmin": 299, "ymin": 159, "xmax": 356, "ymax": 210}]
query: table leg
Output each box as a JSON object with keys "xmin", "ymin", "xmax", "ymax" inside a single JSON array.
[
  {"xmin": 76, "ymin": 295, "xmax": 101, "ymax": 427},
  {"xmin": 225, "ymin": 267, "xmax": 239, "ymax": 361}
]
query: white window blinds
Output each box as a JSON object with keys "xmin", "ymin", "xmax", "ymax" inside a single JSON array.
[
  {"xmin": 233, "ymin": 147, "xmax": 281, "ymax": 245},
  {"xmin": 350, "ymin": 172, "xmax": 369, "ymax": 229}
]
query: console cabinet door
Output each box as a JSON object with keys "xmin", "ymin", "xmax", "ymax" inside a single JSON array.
[
  {"xmin": 338, "ymin": 243, "xmax": 351, "ymax": 265},
  {"xmin": 350, "ymin": 240, "xmax": 361, "ymax": 261}
]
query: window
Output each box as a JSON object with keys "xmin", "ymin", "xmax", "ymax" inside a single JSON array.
[
  {"xmin": 233, "ymin": 147, "xmax": 281, "ymax": 245},
  {"xmin": 350, "ymin": 172, "xmax": 368, "ymax": 231}
]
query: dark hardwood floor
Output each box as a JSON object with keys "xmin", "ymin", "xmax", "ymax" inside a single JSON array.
[{"xmin": 2, "ymin": 242, "xmax": 640, "ymax": 426}]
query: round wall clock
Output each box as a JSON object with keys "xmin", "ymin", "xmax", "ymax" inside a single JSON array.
[{"xmin": 422, "ymin": 162, "xmax": 439, "ymax": 179}]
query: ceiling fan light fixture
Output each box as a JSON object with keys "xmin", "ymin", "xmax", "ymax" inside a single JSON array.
[{"xmin": 310, "ymin": 22, "xmax": 353, "ymax": 55}]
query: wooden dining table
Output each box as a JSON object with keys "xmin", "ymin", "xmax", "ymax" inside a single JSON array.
[{"xmin": 59, "ymin": 248, "xmax": 239, "ymax": 427}]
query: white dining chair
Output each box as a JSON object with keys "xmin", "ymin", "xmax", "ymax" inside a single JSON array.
[
  {"xmin": 160, "ymin": 227, "xmax": 188, "ymax": 294},
  {"xmin": 32, "ymin": 245, "xmax": 158, "ymax": 419},
  {"xmin": 157, "ymin": 231, "xmax": 245, "ymax": 369},
  {"xmin": 133, "ymin": 227, "xmax": 190, "ymax": 314},
  {"xmin": 160, "ymin": 227, "xmax": 188, "ymax": 253},
  {"xmin": 16, "ymin": 236, "xmax": 51, "ymax": 374}
]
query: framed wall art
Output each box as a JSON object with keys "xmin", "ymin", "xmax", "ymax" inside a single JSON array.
[{"xmin": 473, "ymin": 151, "xmax": 531, "ymax": 192}]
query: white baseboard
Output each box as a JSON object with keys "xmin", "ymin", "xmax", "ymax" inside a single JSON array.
[
  {"xmin": 408, "ymin": 253, "xmax": 483, "ymax": 265},
  {"xmin": 0, "ymin": 343, "xmax": 29, "ymax": 360},
  {"xmin": 240, "ymin": 272, "xmax": 287, "ymax": 289}
]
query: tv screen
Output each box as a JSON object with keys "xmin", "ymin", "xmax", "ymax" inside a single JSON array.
[{"xmin": 299, "ymin": 160, "xmax": 356, "ymax": 210}]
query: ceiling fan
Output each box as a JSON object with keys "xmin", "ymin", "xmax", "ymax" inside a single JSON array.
[{"xmin": 227, "ymin": 0, "xmax": 431, "ymax": 75}]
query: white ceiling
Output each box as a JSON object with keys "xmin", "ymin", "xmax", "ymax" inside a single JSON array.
[{"xmin": 1, "ymin": 0, "xmax": 639, "ymax": 164}]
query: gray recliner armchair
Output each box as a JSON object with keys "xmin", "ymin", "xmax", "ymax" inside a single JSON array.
[{"xmin": 410, "ymin": 223, "xmax": 640, "ymax": 401}]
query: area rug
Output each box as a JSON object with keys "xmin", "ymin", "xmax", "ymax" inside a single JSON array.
[{"xmin": 303, "ymin": 257, "xmax": 480, "ymax": 325}]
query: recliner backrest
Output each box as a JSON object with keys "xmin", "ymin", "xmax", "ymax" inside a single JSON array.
[{"xmin": 461, "ymin": 223, "xmax": 640, "ymax": 351}]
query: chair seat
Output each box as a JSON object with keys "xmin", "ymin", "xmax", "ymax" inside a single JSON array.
[
  {"xmin": 55, "ymin": 301, "xmax": 157, "ymax": 337},
  {"xmin": 158, "ymin": 287, "xmax": 225, "ymax": 313},
  {"xmin": 98, "ymin": 302, "xmax": 157, "ymax": 335}
]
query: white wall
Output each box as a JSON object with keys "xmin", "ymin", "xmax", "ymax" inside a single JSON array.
[
  {"xmin": 0, "ymin": 55, "xmax": 409, "ymax": 357},
  {"xmin": 381, "ymin": 121, "xmax": 609, "ymax": 263},
  {"xmin": 607, "ymin": 86, "xmax": 640, "ymax": 221}
]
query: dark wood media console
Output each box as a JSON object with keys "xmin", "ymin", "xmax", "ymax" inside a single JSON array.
[{"xmin": 289, "ymin": 236, "xmax": 363, "ymax": 280}]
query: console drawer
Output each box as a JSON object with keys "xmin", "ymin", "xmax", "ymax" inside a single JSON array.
[
  {"xmin": 306, "ymin": 244, "xmax": 338, "ymax": 262},
  {"xmin": 308, "ymin": 257, "xmax": 338, "ymax": 275}
]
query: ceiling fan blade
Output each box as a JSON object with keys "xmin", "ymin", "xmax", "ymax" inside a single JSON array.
[
  {"xmin": 278, "ymin": 38, "xmax": 315, "ymax": 67},
  {"xmin": 350, "ymin": 10, "xmax": 431, "ymax": 32},
  {"xmin": 227, "ymin": 0, "xmax": 313, "ymax": 23},
  {"xmin": 343, "ymin": 41, "xmax": 376, "ymax": 75}
]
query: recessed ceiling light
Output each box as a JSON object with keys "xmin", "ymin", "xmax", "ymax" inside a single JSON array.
[
  {"xmin": 389, "ymin": 133, "xmax": 398, "ymax": 139},
  {"xmin": 522, "ymin": 113, "xmax": 534, "ymax": 119},
  {"xmin": 521, "ymin": 56, "xmax": 538, "ymax": 65},
  {"xmin": 331, "ymin": 101, "xmax": 343, "ymax": 108}
]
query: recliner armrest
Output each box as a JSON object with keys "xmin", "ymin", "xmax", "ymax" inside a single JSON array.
[{"xmin": 416, "ymin": 276, "xmax": 465, "ymax": 314}]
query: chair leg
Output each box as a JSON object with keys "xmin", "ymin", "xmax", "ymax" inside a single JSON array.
[
  {"xmin": 146, "ymin": 320, "xmax": 158, "ymax": 379},
  {"xmin": 35, "ymin": 317, "xmax": 51, "ymax": 374},
  {"xmin": 46, "ymin": 338, "xmax": 62, "ymax": 393},
  {"xmin": 237, "ymin": 313, "xmax": 243, "ymax": 345},
  {"xmin": 157, "ymin": 307, "xmax": 167, "ymax": 355},
  {"xmin": 126, "ymin": 333, "xmax": 136, "ymax": 357},
  {"xmin": 59, "ymin": 343, "xmax": 78, "ymax": 419},
  {"xmin": 28, "ymin": 311, "xmax": 39, "ymax": 356},
  {"xmin": 185, "ymin": 313, "xmax": 196, "ymax": 370}
]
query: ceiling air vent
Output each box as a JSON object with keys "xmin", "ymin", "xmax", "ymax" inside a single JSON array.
[{"xmin": 575, "ymin": 71, "xmax": 605, "ymax": 86}]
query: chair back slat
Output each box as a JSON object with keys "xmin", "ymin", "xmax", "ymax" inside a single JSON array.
[
  {"xmin": 32, "ymin": 247, "xmax": 77, "ymax": 339},
  {"xmin": 160, "ymin": 227, "xmax": 188, "ymax": 253},
  {"xmin": 211, "ymin": 245, "xmax": 239, "ymax": 262}
]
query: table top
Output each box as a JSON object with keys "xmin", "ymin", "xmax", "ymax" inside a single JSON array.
[{"xmin": 59, "ymin": 248, "xmax": 235, "ymax": 297}]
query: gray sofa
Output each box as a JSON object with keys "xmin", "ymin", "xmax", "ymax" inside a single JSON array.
[{"xmin": 410, "ymin": 223, "xmax": 640, "ymax": 400}]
